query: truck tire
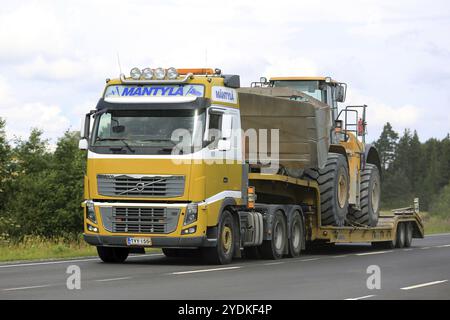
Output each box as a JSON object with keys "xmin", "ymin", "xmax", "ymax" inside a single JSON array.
[
  {"xmin": 347, "ymin": 164, "xmax": 381, "ymax": 227},
  {"xmin": 396, "ymin": 223, "xmax": 406, "ymax": 248},
  {"xmin": 260, "ymin": 211, "xmax": 287, "ymax": 260},
  {"xmin": 404, "ymin": 222, "xmax": 413, "ymax": 248},
  {"xmin": 201, "ymin": 210, "xmax": 235, "ymax": 265},
  {"xmin": 162, "ymin": 248, "xmax": 200, "ymax": 258},
  {"xmin": 97, "ymin": 246, "xmax": 129, "ymax": 263},
  {"xmin": 303, "ymin": 153, "xmax": 349, "ymax": 226},
  {"xmin": 288, "ymin": 211, "xmax": 304, "ymax": 258}
]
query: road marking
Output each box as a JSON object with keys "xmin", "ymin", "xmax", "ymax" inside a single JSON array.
[
  {"xmin": 436, "ymin": 244, "xmax": 450, "ymax": 248},
  {"xmin": 401, "ymin": 280, "xmax": 448, "ymax": 290},
  {"xmin": 403, "ymin": 249, "xmax": 413, "ymax": 251},
  {"xmin": 0, "ymin": 253, "xmax": 162, "ymax": 269},
  {"xmin": 420, "ymin": 247, "xmax": 431, "ymax": 250},
  {"xmin": 3, "ymin": 284, "xmax": 52, "ymax": 291},
  {"xmin": 345, "ymin": 295, "xmax": 376, "ymax": 300},
  {"xmin": 332, "ymin": 255, "xmax": 349, "ymax": 258},
  {"xmin": 299, "ymin": 258, "xmax": 320, "ymax": 262},
  {"xmin": 263, "ymin": 262, "xmax": 284, "ymax": 266},
  {"xmin": 95, "ymin": 277, "xmax": 132, "ymax": 282},
  {"xmin": 172, "ymin": 266, "xmax": 241, "ymax": 275},
  {"xmin": 356, "ymin": 251, "xmax": 392, "ymax": 256}
]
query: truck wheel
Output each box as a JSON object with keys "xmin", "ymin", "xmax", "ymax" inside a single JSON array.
[
  {"xmin": 303, "ymin": 153, "xmax": 349, "ymax": 226},
  {"xmin": 97, "ymin": 246, "xmax": 129, "ymax": 263},
  {"xmin": 260, "ymin": 211, "xmax": 287, "ymax": 260},
  {"xmin": 288, "ymin": 211, "xmax": 304, "ymax": 258},
  {"xmin": 201, "ymin": 210, "xmax": 235, "ymax": 265},
  {"xmin": 347, "ymin": 164, "xmax": 380, "ymax": 227},
  {"xmin": 162, "ymin": 248, "xmax": 200, "ymax": 258},
  {"xmin": 404, "ymin": 222, "xmax": 413, "ymax": 248},
  {"xmin": 396, "ymin": 223, "xmax": 406, "ymax": 248}
]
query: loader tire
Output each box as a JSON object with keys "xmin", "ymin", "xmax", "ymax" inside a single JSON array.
[
  {"xmin": 303, "ymin": 153, "xmax": 349, "ymax": 226},
  {"xmin": 347, "ymin": 164, "xmax": 381, "ymax": 227}
]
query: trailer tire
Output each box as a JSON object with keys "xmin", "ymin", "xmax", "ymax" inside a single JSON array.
[
  {"xmin": 288, "ymin": 211, "xmax": 304, "ymax": 258},
  {"xmin": 201, "ymin": 210, "xmax": 235, "ymax": 265},
  {"xmin": 404, "ymin": 222, "xmax": 413, "ymax": 248},
  {"xmin": 260, "ymin": 211, "xmax": 287, "ymax": 260},
  {"xmin": 97, "ymin": 246, "xmax": 129, "ymax": 263},
  {"xmin": 396, "ymin": 223, "xmax": 406, "ymax": 248},
  {"xmin": 347, "ymin": 164, "xmax": 380, "ymax": 227},
  {"xmin": 303, "ymin": 153, "xmax": 349, "ymax": 226}
]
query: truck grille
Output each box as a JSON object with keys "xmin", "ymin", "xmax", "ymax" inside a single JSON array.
[
  {"xmin": 100, "ymin": 206, "xmax": 180, "ymax": 234},
  {"xmin": 97, "ymin": 174, "xmax": 185, "ymax": 198}
]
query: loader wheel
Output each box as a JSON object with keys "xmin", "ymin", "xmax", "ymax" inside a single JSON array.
[
  {"xmin": 404, "ymin": 222, "xmax": 413, "ymax": 248},
  {"xmin": 260, "ymin": 211, "xmax": 287, "ymax": 260},
  {"xmin": 97, "ymin": 246, "xmax": 129, "ymax": 263},
  {"xmin": 347, "ymin": 164, "xmax": 381, "ymax": 227},
  {"xmin": 303, "ymin": 153, "xmax": 349, "ymax": 226},
  {"xmin": 201, "ymin": 210, "xmax": 235, "ymax": 265},
  {"xmin": 288, "ymin": 211, "xmax": 304, "ymax": 258}
]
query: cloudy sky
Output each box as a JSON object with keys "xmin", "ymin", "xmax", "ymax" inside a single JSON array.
[{"xmin": 0, "ymin": 0, "xmax": 449, "ymax": 143}]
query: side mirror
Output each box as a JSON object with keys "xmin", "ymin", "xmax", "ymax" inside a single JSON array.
[
  {"xmin": 335, "ymin": 85, "xmax": 346, "ymax": 103},
  {"xmin": 79, "ymin": 138, "xmax": 88, "ymax": 150},
  {"xmin": 81, "ymin": 112, "xmax": 91, "ymax": 139},
  {"xmin": 221, "ymin": 114, "xmax": 233, "ymax": 139},
  {"xmin": 218, "ymin": 139, "xmax": 231, "ymax": 151}
]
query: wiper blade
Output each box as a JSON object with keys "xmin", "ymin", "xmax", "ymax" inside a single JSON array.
[{"xmin": 96, "ymin": 138, "xmax": 135, "ymax": 153}]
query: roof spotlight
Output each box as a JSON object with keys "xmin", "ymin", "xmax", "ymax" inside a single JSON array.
[
  {"xmin": 130, "ymin": 67, "xmax": 142, "ymax": 80},
  {"xmin": 167, "ymin": 67, "xmax": 178, "ymax": 80},
  {"xmin": 142, "ymin": 68, "xmax": 154, "ymax": 80},
  {"xmin": 154, "ymin": 68, "xmax": 166, "ymax": 80}
]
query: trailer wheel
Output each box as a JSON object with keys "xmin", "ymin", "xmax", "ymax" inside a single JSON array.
[
  {"xmin": 260, "ymin": 211, "xmax": 287, "ymax": 260},
  {"xmin": 303, "ymin": 153, "xmax": 349, "ymax": 227},
  {"xmin": 201, "ymin": 210, "xmax": 235, "ymax": 265},
  {"xmin": 347, "ymin": 164, "xmax": 381, "ymax": 227},
  {"xmin": 288, "ymin": 211, "xmax": 304, "ymax": 258},
  {"xmin": 404, "ymin": 222, "xmax": 413, "ymax": 248},
  {"xmin": 396, "ymin": 223, "xmax": 406, "ymax": 248},
  {"xmin": 97, "ymin": 246, "xmax": 129, "ymax": 263}
]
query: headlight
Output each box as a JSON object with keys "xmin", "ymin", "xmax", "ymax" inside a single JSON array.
[
  {"xmin": 130, "ymin": 67, "xmax": 142, "ymax": 80},
  {"xmin": 154, "ymin": 67, "xmax": 166, "ymax": 80},
  {"xmin": 184, "ymin": 203, "xmax": 198, "ymax": 225},
  {"xmin": 142, "ymin": 67, "xmax": 154, "ymax": 80},
  {"xmin": 167, "ymin": 67, "xmax": 178, "ymax": 80},
  {"xmin": 86, "ymin": 200, "xmax": 97, "ymax": 224}
]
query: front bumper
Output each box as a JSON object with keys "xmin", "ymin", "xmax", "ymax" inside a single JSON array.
[{"xmin": 84, "ymin": 234, "xmax": 216, "ymax": 248}]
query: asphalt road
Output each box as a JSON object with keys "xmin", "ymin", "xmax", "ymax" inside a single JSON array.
[{"xmin": 1, "ymin": 234, "xmax": 450, "ymax": 300}]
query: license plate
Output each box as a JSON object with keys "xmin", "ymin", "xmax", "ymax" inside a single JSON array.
[{"xmin": 126, "ymin": 237, "xmax": 152, "ymax": 246}]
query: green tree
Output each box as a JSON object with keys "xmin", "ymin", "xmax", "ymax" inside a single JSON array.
[
  {"xmin": 374, "ymin": 122, "xmax": 398, "ymax": 172},
  {"xmin": 0, "ymin": 118, "xmax": 11, "ymax": 212}
]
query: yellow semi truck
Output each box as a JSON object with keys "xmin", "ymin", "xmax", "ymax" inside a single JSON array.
[{"xmin": 80, "ymin": 67, "xmax": 423, "ymax": 264}]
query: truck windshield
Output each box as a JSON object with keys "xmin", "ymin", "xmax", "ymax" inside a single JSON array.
[
  {"xmin": 272, "ymin": 80, "xmax": 327, "ymax": 103},
  {"xmin": 91, "ymin": 109, "xmax": 206, "ymax": 155}
]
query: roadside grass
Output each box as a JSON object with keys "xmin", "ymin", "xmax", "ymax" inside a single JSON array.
[{"xmin": 0, "ymin": 236, "xmax": 162, "ymax": 263}]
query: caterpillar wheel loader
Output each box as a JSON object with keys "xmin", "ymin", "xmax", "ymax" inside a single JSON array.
[{"xmin": 250, "ymin": 76, "xmax": 382, "ymax": 227}]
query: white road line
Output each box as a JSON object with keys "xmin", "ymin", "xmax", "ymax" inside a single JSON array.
[
  {"xmin": 436, "ymin": 244, "xmax": 450, "ymax": 248},
  {"xmin": 356, "ymin": 251, "xmax": 392, "ymax": 256},
  {"xmin": 0, "ymin": 253, "xmax": 162, "ymax": 269},
  {"xmin": 172, "ymin": 266, "xmax": 241, "ymax": 275},
  {"xmin": 401, "ymin": 280, "xmax": 448, "ymax": 290},
  {"xmin": 332, "ymin": 255, "xmax": 349, "ymax": 258},
  {"xmin": 403, "ymin": 249, "xmax": 413, "ymax": 251},
  {"xmin": 3, "ymin": 284, "xmax": 52, "ymax": 291},
  {"xmin": 95, "ymin": 277, "xmax": 132, "ymax": 282},
  {"xmin": 263, "ymin": 262, "xmax": 284, "ymax": 266},
  {"xmin": 345, "ymin": 295, "xmax": 376, "ymax": 300},
  {"xmin": 299, "ymin": 258, "xmax": 320, "ymax": 262},
  {"xmin": 420, "ymin": 247, "xmax": 432, "ymax": 250}
]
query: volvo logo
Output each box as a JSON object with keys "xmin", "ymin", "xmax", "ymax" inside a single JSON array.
[{"xmin": 135, "ymin": 182, "xmax": 146, "ymax": 192}]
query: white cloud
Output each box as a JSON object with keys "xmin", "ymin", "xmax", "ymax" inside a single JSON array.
[{"xmin": 17, "ymin": 56, "xmax": 86, "ymax": 81}]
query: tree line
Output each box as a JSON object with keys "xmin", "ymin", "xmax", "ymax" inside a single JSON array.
[{"xmin": 0, "ymin": 117, "xmax": 449, "ymax": 240}]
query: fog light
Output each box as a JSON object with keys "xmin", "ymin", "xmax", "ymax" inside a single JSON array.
[
  {"xmin": 182, "ymin": 226, "xmax": 197, "ymax": 235},
  {"xmin": 87, "ymin": 224, "xmax": 98, "ymax": 233}
]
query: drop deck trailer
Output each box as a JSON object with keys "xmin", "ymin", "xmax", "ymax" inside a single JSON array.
[{"xmin": 237, "ymin": 173, "xmax": 424, "ymax": 258}]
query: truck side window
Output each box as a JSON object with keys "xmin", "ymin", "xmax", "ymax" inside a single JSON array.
[{"xmin": 207, "ymin": 113, "xmax": 222, "ymax": 149}]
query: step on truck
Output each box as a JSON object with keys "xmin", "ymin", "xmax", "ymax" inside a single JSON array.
[{"xmin": 79, "ymin": 67, "xmax": 424, "ymax": 264}]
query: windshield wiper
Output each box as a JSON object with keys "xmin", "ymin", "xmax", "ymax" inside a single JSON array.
[{"xmin": 96, "ymin": 138, "xmax": 135, "ymax": 153}]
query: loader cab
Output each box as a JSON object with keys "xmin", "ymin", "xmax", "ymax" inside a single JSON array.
[{"xmin": 268, "ymin": 77, "xmax": 347, "ymax": 122}]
